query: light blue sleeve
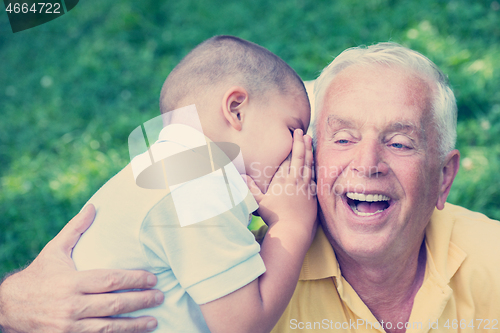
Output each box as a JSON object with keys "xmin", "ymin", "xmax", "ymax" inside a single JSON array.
[{"xmin": 139, "ymin": 172, "xmax": 265, "ymax": 305}]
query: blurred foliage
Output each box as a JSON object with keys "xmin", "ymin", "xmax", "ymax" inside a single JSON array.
[{"xmin": 0, "ymin": 0, "xmax": 499, "ymax": 276}]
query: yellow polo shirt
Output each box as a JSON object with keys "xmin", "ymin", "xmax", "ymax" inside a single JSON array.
[{"xmin": 271, "ymin": 203, "xmax": 500, "ymax": 332}]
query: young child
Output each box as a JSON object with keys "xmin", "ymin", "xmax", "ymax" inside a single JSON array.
[{"xmin": 72, "ymin": 35, "xmax": 317, "ymax": 333}]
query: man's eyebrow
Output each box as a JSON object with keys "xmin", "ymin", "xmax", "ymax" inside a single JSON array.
[
  {"xmin": 326, "ymin": 115, "xmax": 355, "ymax": 129},
  {"xmin": 385, "ymin": 121, "xmax": 421, "ymax": 135},
  {"xmin": 324, "ymin": 116, "xmax": 424, "ymax": 138}
]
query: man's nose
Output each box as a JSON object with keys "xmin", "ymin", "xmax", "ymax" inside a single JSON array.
[{"xmin": 351, "ymin": 139, "xmax": 389, "ymax": 177}]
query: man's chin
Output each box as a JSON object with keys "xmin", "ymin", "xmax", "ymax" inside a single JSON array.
[{"xmin": 329, "ymin": 230, "xmax": 396, "ymax": 261}]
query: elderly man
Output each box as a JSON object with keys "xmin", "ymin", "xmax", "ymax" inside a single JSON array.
[
  {"xmin": 1, "ymin": 43, "xmax": 499, "ymax": 333},
  {"xmin": 271, "ymin": 43, "xmax": 500, "ymax": 332}
]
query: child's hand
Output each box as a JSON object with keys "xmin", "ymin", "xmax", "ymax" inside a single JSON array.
[
  {"xmin": 205, "ymin": 130, "xmax": 316, "ymax": 333},
  {"xmin": 245, "ymin": 129, "xmax": 317, "ymax": 231}
]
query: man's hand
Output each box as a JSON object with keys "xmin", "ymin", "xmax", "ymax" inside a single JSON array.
[{"xmin": 0, "ymin": 204, "xmax": 164, "ymax": 333}]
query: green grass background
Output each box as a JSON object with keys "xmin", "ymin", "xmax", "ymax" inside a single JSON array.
[{"xmin": 1, "ymin": 0, "xmax": 499, "ymax": 277}]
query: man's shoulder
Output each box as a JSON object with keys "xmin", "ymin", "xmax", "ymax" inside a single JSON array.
[
  {"xmin": 444, "ymin": 202, "xmax": 499, "ymax": 223},
  {"xmin": 443, "ymin": 203, "xmax": 500, "ymax": 239},
  {"xmin": 442, "ymin": 203, "xmax": 500, "ymax": 265},
  {"xmin": 435, "ymin": 204, "xmax": 500, "ymax": 312}
]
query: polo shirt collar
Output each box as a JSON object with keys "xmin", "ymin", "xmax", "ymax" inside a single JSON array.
[
  {"xmin": 299, "ymin": 224, "xmax": 340, "ymax": 281},
  {"xmin": 425, "ymin": 204, "xmax": 467, "ymax": 283},
  {"xmin": 410, "ymin": 204, "xmax": 467, "ymax": 324},
  {"xmin": 298, "ymin": 224, "xmax": 383, "ymax": 326}
]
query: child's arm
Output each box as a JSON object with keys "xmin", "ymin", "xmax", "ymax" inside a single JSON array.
[{"xmin": 200, "ymin": 129, "xmax": 317, "ymax": 333}]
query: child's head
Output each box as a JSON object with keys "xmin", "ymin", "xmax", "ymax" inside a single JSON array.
[{"xmin": 160, "ymin": 35, "xmax": 310, "ymax": 193}]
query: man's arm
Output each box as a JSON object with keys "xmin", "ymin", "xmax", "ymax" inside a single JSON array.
[{"xmin": 0, "ymin": 204, "xmax": 164, "ymax": 333}]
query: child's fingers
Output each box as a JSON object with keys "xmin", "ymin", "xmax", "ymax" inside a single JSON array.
[
  {"xmin": 267, "ymin": 154, "xmax": 291, "ymax": 190},
  {"xmin": 242, "ymin": 175, "xmax": 264, "ymax": 203},
  {"xmin": 303, "ymin": 135, "xmax": 313, "ymax": 181},
  {"xmin": 277, "ymin": 155, "xmax": 291, "ymax": 180},
  {"xmin": 289, "ymin": 129, "xmax": 306, "ymax": 178}
]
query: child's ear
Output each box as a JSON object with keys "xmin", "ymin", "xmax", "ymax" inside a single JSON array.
[{"xmin": 221, "ymin": 86, "xmax": 249, "ymax": 131}]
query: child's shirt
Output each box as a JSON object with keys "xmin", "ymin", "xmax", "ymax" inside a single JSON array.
[{"xmin": 72, "ymin": 124, "xmax": 264, "ymax": 333}]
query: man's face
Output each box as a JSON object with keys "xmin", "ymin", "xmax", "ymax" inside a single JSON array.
[{"xmin": 315, "ymin": 64, "xmax": 443, "ymax": 259}]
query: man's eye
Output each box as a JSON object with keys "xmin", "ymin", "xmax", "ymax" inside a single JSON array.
[
  {"xmin": 331, "ymin": 131, "xmax": 356, "ymax": 146},
  {"xmin": 390, "ymin": 142, "xmax": 410, "ymax": 149}
]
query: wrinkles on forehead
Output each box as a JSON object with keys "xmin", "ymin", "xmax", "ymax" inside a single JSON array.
[
  {"xmin": 318, "ymin": 64, "xmax": 435, "ymax": 143},
  {"xmin": 328, "ymin": 65, "xmax": 432, "ymax": 104}
]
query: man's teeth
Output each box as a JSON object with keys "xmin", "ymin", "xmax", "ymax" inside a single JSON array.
[
  {"xmin": 346, "ymin": 192, "xmax": 390, "ymax": 216},
  {"xmin": 350, "ymin": 205, "xmax": 386, "ymax": 216},
  {"xmin": 346, "ymin": 192, "xmax": 390, "ymax": 202}
]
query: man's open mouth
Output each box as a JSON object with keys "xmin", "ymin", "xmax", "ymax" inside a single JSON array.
[{"xmin": 346, "ymin": 192, "xmax": 391, "ymax": 217}]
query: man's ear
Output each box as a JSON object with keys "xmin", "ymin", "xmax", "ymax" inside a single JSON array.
[
  {"xmin": 221, "ymin": 86, "xmax": 249, "ymax": 131},
  {"xmin": 436, "ymin": 149, "xmax": 460, "ymax": 210}
]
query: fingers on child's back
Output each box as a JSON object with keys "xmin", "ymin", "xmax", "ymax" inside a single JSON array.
[
  {"xmin": 79, "ymin": 289, "xmax": 164, "ymax": 318},
  {"xmin": 78, "ymin": 269, "xmax": 157, "ymax": 293},
  {"xmin": 73, "ymin": 316, "xmax": 158, "ymax": 333},
  {"xmin": 51, "ymin": 204, "xmax": 96, "ymax": 256}
]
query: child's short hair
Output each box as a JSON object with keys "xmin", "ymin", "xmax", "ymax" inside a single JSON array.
[{"xmin": 160, "ymin": 35, "xmax": 306, "ymax": 113}]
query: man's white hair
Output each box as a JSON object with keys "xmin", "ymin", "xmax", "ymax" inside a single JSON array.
[{"xmin": 311, "ymin": 42, "xmax": 457, "ymax": 158}]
